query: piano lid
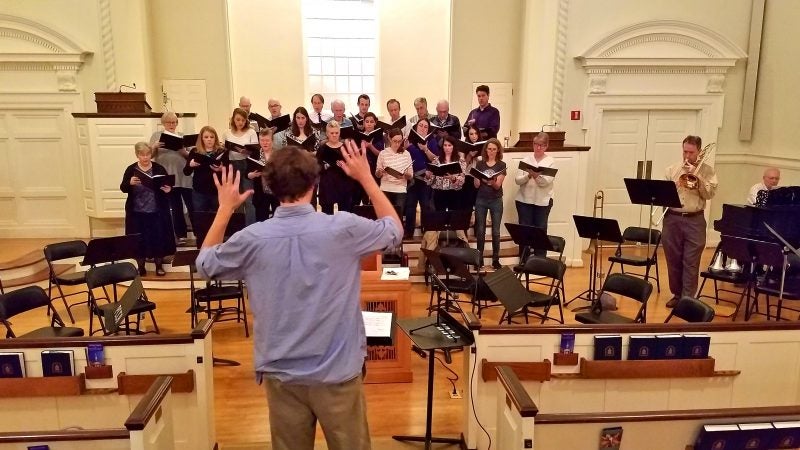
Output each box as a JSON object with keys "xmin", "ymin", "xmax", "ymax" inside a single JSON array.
[{"xmin": 715, "ymin": 202, "xmax": 800, "ymax": 247}]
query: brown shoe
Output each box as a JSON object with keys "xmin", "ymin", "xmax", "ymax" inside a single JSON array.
[{"xmin": 666, "ymin": 297, "xmax": 679, "ymax": 308}]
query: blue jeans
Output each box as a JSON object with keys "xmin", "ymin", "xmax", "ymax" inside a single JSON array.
[
  {"xmin": 231, "ymin": 160, "xmax": 256, "ymax": 226},
  {"xmin": 404, "ymin": 180, "xmax": 432, "ymax": 237},
  {"xmin": 475, "ymin": 196, "xmax": 503, "ymax": 263},
  {"xmin": 516, "ymin": 199, "xmax": 553, "ymax": 257}
]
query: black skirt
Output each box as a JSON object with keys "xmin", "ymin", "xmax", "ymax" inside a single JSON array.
[{"xmin": 126, "ymin": 211, "xmax": 176, "ymax": 258}]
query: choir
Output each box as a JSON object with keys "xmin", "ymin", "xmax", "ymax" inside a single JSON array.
[{"xmin": 129, "ymin": 85, "xmax": 553, "ymax": 269}]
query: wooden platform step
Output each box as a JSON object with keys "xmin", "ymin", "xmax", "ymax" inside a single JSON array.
[
  {"xmin": 0, "ymin": 249, "xmax": 45, "ymax": 271},
  {"xmin": 2, "ymin": 263, "xmax": 71, "ymax": 289}
]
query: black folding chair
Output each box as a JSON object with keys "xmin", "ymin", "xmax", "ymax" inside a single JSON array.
[
  {"xmin": 86, "ymin": 262, "xmax": 159, "ymax": 335},
  {"xmin": 664, "ymin": 297, "xmax": 715, "ymax": 323},
  {"xmin": 607, "ymin": 227, "xmax": 661, "ymax": 292},
  {"xmin": 0, "ymin": 286, "xmax": 84, "ymax": 338},
  {"xmin": 575, "ymin": 273, "xmax": 653, "ymax": 324},
  {"xmin": 44, "ymin": 240, "xmax": 91, "ymax": 323}
]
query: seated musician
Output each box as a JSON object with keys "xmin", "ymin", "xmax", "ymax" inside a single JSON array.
[
  {"xmin": 662, "ymin": 135, "xmax": 718, "ymax": 308},
  {"xmin": 747, "ymin": 167, "xmax": 780, "ymax": 205}
]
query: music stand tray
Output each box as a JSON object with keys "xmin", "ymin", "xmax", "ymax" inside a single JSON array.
[
  {"xmin": 394, "ymin": 310, "xmax": 473, "ymax": 449},
  {"xmin": 82, "ymin": 234, "xmax": 141, "ymax": 266},
  {"xmin": 505, "ymin": 222, "xmax": 555, "ymax": 262},
  {"xmin": 421, "ymin": 210, "xmax": 472, "ymax": 232},
  {"xmin": 623, "ymin": 178, "xmax": 682, "ymax": 210}
]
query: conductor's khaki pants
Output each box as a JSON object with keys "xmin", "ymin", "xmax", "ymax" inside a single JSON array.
[{"xmin": 265, "ymin": 374, "xmax": 371, "ymax": 450}]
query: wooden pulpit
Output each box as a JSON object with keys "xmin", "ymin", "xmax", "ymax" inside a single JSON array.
[{"xmin": 94, "ymin": 91, "xmax": 152, "ymax": 114}]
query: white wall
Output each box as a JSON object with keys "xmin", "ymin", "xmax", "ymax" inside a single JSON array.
[{"xmin": 226, "ymin": 0, "xmax": 451, "ymax": 122}]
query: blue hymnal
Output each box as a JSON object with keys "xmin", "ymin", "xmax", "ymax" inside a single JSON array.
[
  {"xmin": 593, "ymin": 335, "xmax": 622, "ymax": 360},
  {"xmin": 560, "ymin": 332, "xmax": 575, "ymax": 354},
  {"xmin": 656, "ymin": 334, "xmax": 683, "ymax": 359},
  {"xmin": 41, "ymin": 350, "xmax": 74, "ymax": 377},
  {"xmin": 628, "ymin": 335, "xmax": 657, "ymax": 360},
  {"xmin": 683, "ymin": 334, "xmax": 711, "ymax": 359},
  {"xmin": 771, "ymin": 421, "xmax": 800, "ymax": 449},
  {"xmin": 738, "ymin": 422, "xmax": 773, "ymax": 450},
  {"xmin": 0, "ymin": 352, "xmax": 25, "ymax": 378},
  {"xmin": 694, "ymin": 424, "xmax": 742, "ymax": 450},
  {"xmin": 86, "ymin": 343, "xmax": 105, "ymax": 367}
]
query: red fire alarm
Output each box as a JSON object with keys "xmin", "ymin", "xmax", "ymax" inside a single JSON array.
[{"xmin": 570, "ymin": 110, "xmax": 581, "ymax": 120}]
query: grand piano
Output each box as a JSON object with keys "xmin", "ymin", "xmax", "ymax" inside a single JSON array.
[{"xmin": 712, "ymin": 186, "xmax": 800, "ymax": 320}]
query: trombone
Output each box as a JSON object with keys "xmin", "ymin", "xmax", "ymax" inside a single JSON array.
[
  {"xmin": 584, "ymin": 190, "xmax": 604, "ymax": 255},
  {"xmin": 651, "ymin": 143, "xmax": 716, "ymax": 226}
]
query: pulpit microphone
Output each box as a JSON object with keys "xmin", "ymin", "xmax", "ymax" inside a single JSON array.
[{"xmin": 119, "ymin": 83, "xmax": 137, "ymax": 92}]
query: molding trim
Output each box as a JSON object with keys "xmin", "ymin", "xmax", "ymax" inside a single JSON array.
[
  {"xmin": 716, "ymin": 153, "xmax": 800, "ymax": 171},
  {"xmin": 98, "ymin": 0, "xmax": 116, "ymax": 90},
  {"xmin": 576, "ymin": 20, "xmax": 746, "ymax": 75},
  {"xmin": 0, "ymin": 14, "xmax": 92, "ymax": 92},
  {"xmin": 550, "ymin": 0, "xmax": 569, "ymax": 124}
]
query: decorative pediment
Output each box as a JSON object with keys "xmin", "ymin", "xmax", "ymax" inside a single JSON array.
[
  {"xmin": 576, "ymin": 20, "xmax": 746, "ymax": 73},
  {"xmin": 0, "ymin": 14, "xmax": 92, "ymax": 91}
]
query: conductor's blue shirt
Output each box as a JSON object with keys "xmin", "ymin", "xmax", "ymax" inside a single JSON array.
[{"xmin": 196, "ymin": 204, "xmax": 401, "ymax": 384}]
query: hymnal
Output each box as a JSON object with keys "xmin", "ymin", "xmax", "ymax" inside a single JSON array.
[
  {"xmin": 225, "ymin": 140, "xmax": 259, "ymax": 156},
  {"xmin": 627, "ymin": 335, "xmax": 657, "ymax": 360},
  {"xmin": 86, "ymin": 343, "xmax": 105, "ymax": 367},
  {"xmin": 599, "ymin": 426, "xmax": 623, "ymax": 450},
  {"xmin": 159, "ymin": 130, "xmax": 185, "ymax": 150},
  {"xmin": 655, "ymin": 334, "xmax": 683, "ymax": 359},
  {"xmin": 287, "ymin": 134, "xmax": 318, "ymax": 151},
  {"xmin": 339, "ymin": 125, "xmax": 356, "ymax": 142},
  {"xmin": 183, "ymin": 133, "xmax": 199, "ymax": 148},
  {"xmin": 246, "ymin": 157, "xmax": 265, "ymax": 173},
  {"xmin": 456, "ymin": 140, "xmax": 487, "ymax": 155},
  {"xmin": 560, "ymin": 332, "xmax": 575, "ymax": 354},
  {"xmin": 409, "ymin": 129, "xmax": 433, "ymax": 146},
  {"xmin": 695, "ymin": 424, "xmax": 742, "ymax": 450},
  {"xmin": 362, "ymin": 311, "xmax": 393, "ymax": 347},
  {"xmin": 0, "ymin": 352, "xmax": 25, "ymax": 378},
  {"xmin": 135, "ymin": 168, "xmax": 175, "ymax": 190},
  {"xmin": 430, "ymin": 122, "xmax": 461, "ymax": 136},
  {"xmin": 593, "ymin": 335, "xmax": 622, "ymax": 360},
  {"xmin": 377, "ymin": 115, "xmax": 407, "ymax": 131},
  {"xmin": 251, "ymin": 113, "xmax": 290, "ymax": 133},
  {"xmin": 469, "ymin": 166, "xmax": 506, "ymax": 181},
  {"xmin": 519, "ymin": 161, "xmax": 558, "ymax": 177},
  {"xmin": 353, "ymin": 128, "xmax": 383, "ymax": 146},
  {"xmin": 41, "ymin": 350, "xmax": 74, "ymax": 377},
  {"xmin": 682, "ymin": 334, "xmax": 710, "ymax": 359},
  {"xmin": 384, "ymin": 164, "xmax": 410, "ymax": 179},
  {"xmin": 426, "ymin": 162, "xmax": 462, "ymax": 177},
  {"xmin": 191, "ymin": 150, "xmax": 229, "ymax": 167},
  {"xmin": 770, "ymin": 421, "xmax": 800, "ymax": 449},
  {"xmin": 738, "ymin": 422, "xmax": 773, "ymax": 450}
]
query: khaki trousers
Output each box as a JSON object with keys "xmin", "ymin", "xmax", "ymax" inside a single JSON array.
[
  {"xmin": 662, "ymin": 212, "xmax": 707, "ymax": 298},
  {"xmin": 265, "ymin": 374, "xmax": 371, "ymax": 450}
]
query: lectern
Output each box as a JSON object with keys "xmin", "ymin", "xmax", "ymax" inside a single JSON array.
[{"xmin": 94, "ymin": 92, "xmax": 152, "ymax": 114}]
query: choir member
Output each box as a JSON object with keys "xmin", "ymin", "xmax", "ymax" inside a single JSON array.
[
  {"xmin": 309, "ymin": 93, "xmax": 333, "ymax": 126},
  {"xmin": 409, "ymin": 97, "xmax": 434, "ymax": 128},
  {"xmin": 149, "ymin": 112, "xmax": 193, "ymax": 245},
  {"xmin": 120, "ymin": 142, "xmax": 176, "ymax": 276},
  {"xmin": 425, "ymin": 135, "xmax": 468, "ymax": 211},
  {"xmin": 248, "ymin": 129, "xmax": 280, "ymax": 221},
  {"xmin": 274, "ymin": 107, "xmax": 315, "ymax": 151},
  {"xmin": 403, "ymin": 118, "xmax": 439, "ymax": 238},
  {"xmin": 430, "ymin": 100, "xmax": 462, "ymax": 141},
  {"xmin": 330, "ymin": 100, "xmax": 353, "ymax": 128},
  {"xmin": 376, "ymin": 128, "xmax": 412, "ymax": 215},
  {"xmin": 473, "ymin": 139, "xmax": 506, "ymax": 269},
  {"xmin": 317, "ymin": 121, "xmax": 358, "ymax": 214},
  {"xmin": 514, "ymin": 132, "xmax": 555, "ymax": 257},
  {"xmin": 465, "ymin": 85, "xmax": 500, "ymax": 139},
  {"xmin": 223, "ymin": 108, "xmax": 258, "ymax": 225},
  {"xmin": 353, "ymin": 94, "xmax": 371, "ymax": 130}
]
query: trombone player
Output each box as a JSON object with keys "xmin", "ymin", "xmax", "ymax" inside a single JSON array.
[{"xmin": 662, "ymin": 135, "xmax": 718, "ymax": 308}]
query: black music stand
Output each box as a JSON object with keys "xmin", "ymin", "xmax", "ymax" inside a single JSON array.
[
  {"xmin": 421, "ymin": 210, "xmax": 472, "ymax": 247},
  {"xmin": 352, "ymin": 204, "xmax": 405, "ymax": 264},
  {"xmin": 505, "ymin": 222, "xmax": 555, "ymax": 265},
  {"xmin": 623, "ymin": 178, "xmax": 682, "ymax": 258},
  {"xmin": 192, "ymin": 211, "xmax": 246, "ymax": 249},
  {"xmin": 393, "ymin": 309, "xmax": 474, "ymax": 450},
  {"xmin": 763, "ymin": 223, "xmax": 800, "ymax": 320},
  {"xmin": 568, "ymin": 215, "xmax": 624, "ymax": 310},
  {"xmin": 82, "ymin": 234, "xmax": 141, "ymax": 266},
  {"xmin": 719, "ymin": 234, "xmax": 784, "ymax": 321}
]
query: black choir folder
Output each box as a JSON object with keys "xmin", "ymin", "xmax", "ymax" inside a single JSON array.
[
  {"xmin": 430, "ymin": 122, "xmax": 460, "ymax": 136},
  {"xmin": 456, "ymin": 140, "xmax": 486, "ymax": 155},
  {"xmin": 41, "ymin": 350, "xmax": 74, "ymax": 377},
  {"xmin": 377, "ymin": 115, "xmax": 406, "ymax": 131},
  {"xmin": 353, "ymin": 128, "xmax": 383, "ymax": 146},
  {"xmin": 135, "ymin": 169, "xmax": 175, "ymax": 190},
  {"xmin": 593, "ymin": 335, "xmax": 622, "ymax": 360},
  {"xmin": 0, "ymin": 352, "xmax": 25, "ymax": 378},
  {"xmin": 225, "ymin": 140, "xmax": 260, "ymax": 156},
  {"xmin": 158, "ymin": 131, "xmax": 185, "ymax": 150},
  {"xmin": 469, "ymin": 166, "xmax": 506, "ymax": 181},
  {"xmin": 246, "ymin": 157, "xmax": 265, "ymax": 173},
  {"xmin": 251, "ymin": 113, "xmax": 290, "ymax": 133},
  {"xmin": 287, "ymin": 134, "xmax": 318, "ymax": 151},
  {"xmin": 408, "ymin": 129, "xmax": 433, "ymax": 146},
  {"xmin": 518, "ymin": 161, "xmax": 558, "ymax": 177},
  {"xmin": 191, "ymin": 150, "xmax": 229, "ymax": 167},
  {"xmin": 426, "ymin": 162, "xmax": 462, "ymax": 177},
  {"xmin": 384, "ymin": 164, "xmax": 411, "ymax": 179}
]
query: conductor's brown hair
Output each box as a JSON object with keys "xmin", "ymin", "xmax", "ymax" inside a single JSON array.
[{"xmin": 263, "ymin": 146, "xmax": 320, "ymax": 203}]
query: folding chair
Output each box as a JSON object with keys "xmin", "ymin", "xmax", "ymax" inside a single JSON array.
[
  {"xmin": 664, "ymin": 297, "xmax": 715, "ymax": 323},
  {"xmin": 574, "ymin": 273, "xmax": 653, "ymax": 324},
  {"xmin": 86, "ymin": 262, "xmax": 159, "ymax": 335},
  {"xmin": 607, "ymin": 227, "xmax": 661, "ymax": 292},
  {"xmin": 44, "ymin": 240, "xmax": 90, "ymax": 323},
  {"xmin": 0, "ymin": 286, "xmax": 84, "ymax": 338}
]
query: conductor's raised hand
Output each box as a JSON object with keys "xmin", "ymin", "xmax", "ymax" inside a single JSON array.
[
  {"xmin": 338, "ymin": 139, "xmax": 372, "ymax": 185},
  {"xmin": 213, "ymin": 165, "xmax": 253, "ymax": 213}
]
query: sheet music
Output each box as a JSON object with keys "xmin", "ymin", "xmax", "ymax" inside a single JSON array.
[
  {"xmin": 381, "ymin": 267, "xmax": 410, "ymax": 280},
  {"xmin": 362, "ymin": 311, "xmax": 392, "ymax": 338}
]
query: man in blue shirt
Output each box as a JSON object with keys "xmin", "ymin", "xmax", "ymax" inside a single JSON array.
[
  {"xmin": 465, "ymin": 84, "xmax": 500, "ymax": 139},
  {"xmin": 196, "ymin": 141, "xmax": 402, "ymax": 450}
]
